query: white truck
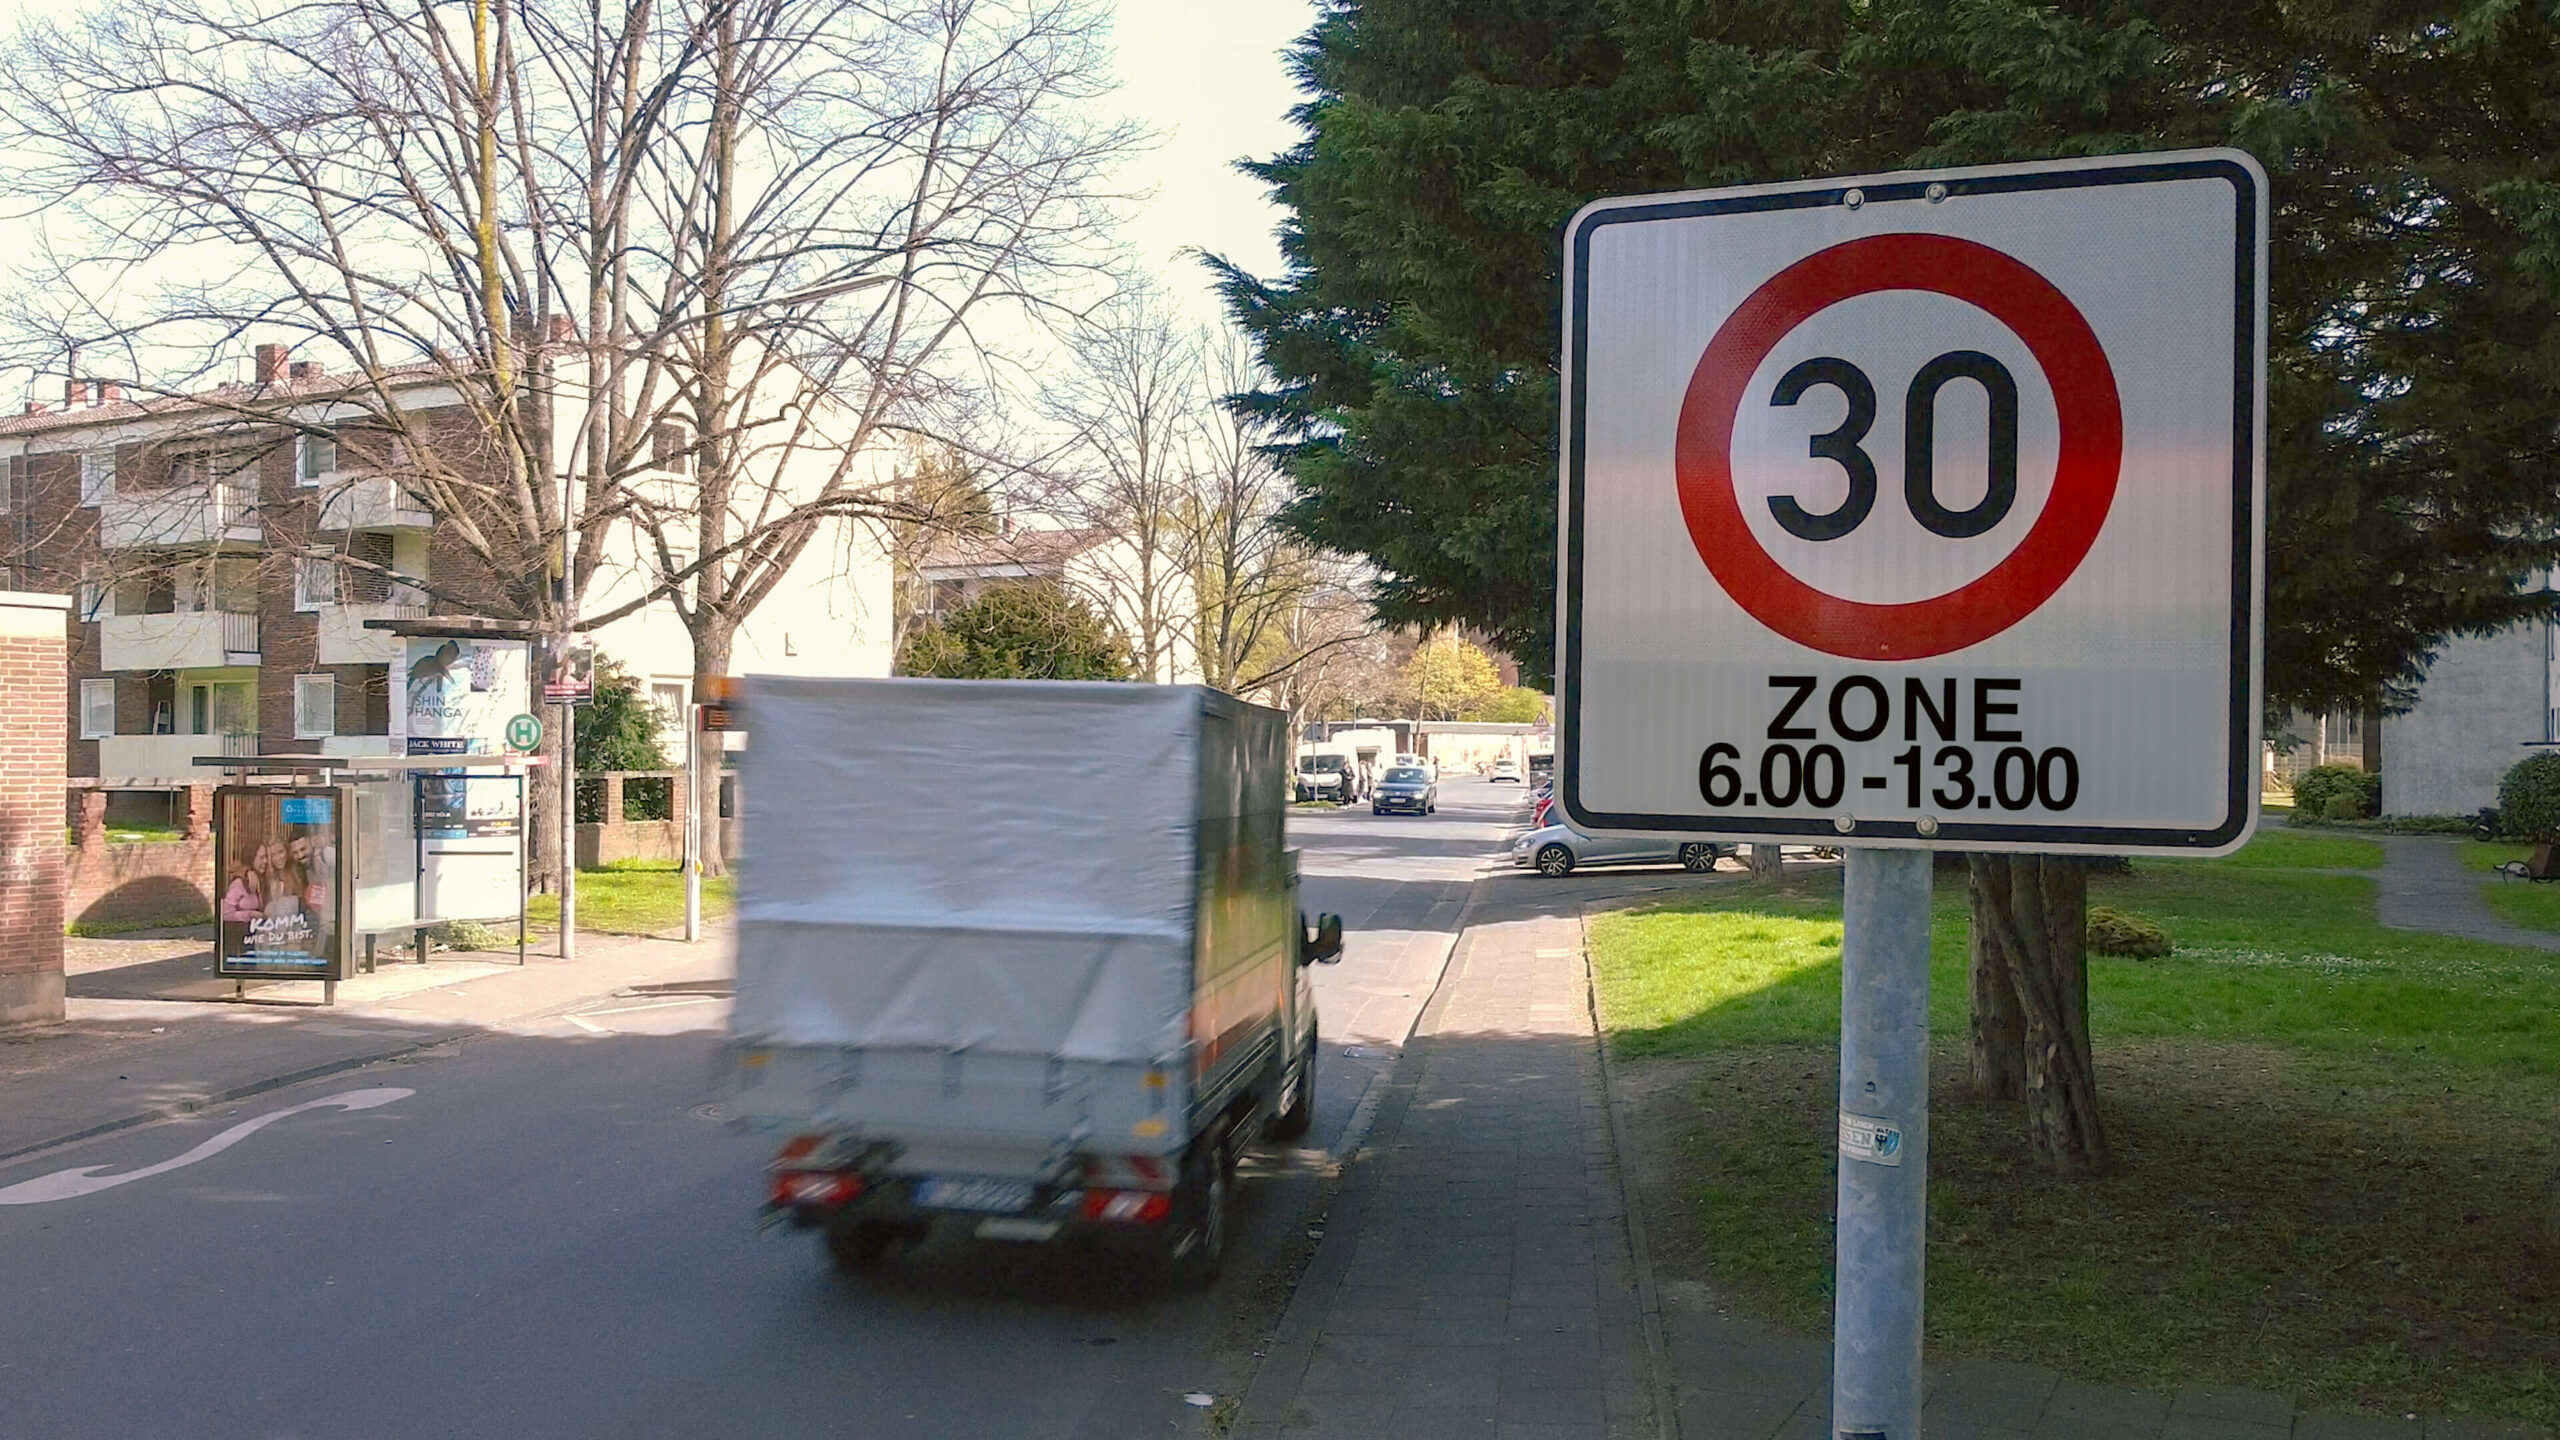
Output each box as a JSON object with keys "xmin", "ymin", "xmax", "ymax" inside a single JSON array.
[{"xmin": 722, "ymin": 678, "xmax": 1342, "ymax": 1282}]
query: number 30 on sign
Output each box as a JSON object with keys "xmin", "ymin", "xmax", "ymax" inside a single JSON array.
[{"xmin": 1558, "ymin": 151, "xmax": 2267, "ymax": 856}]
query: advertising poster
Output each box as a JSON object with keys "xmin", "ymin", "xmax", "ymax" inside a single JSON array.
[
  {"xmin": 398, "ymin": 637, "xmax": 528, "ymax": 840},
  {"xmin": 543, "ymin": 641, "xmax": 595, "ymax": 705},
  {"xmin": 215, "ymin": 788, "xmax": 350, "ymax": 980}
]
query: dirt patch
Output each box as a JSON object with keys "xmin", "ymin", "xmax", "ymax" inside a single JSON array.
[{"xmin": 1612, "ymin": 1040, "xmax": 2560, "ymax": 1424}]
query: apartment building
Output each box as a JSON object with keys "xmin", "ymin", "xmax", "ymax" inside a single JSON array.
[{"xmin": 2, "ymin": 343, "xmax": 895, "ymax": 794}]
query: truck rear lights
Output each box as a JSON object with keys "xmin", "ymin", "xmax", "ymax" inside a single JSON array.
[
  {"xmin": 773, "ymin": 1170, "xmax": 863, "ymax": 1208},
  {"xmin": 1081, "ymin": 1189, "xmax": 1172, "ymax": 1225}
]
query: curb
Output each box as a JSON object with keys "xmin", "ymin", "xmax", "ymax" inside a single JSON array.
[
  {"xmin": 0, "ymin": 947, "xmax": 725, "ymax": 1168},
  {"xmin": 1583, "ymin": 904, "xmax": 1684, "ymax": 1440},
  {"xmin": 0, "ymin": 1032, "xmax": 463, "ymax": 1168}
]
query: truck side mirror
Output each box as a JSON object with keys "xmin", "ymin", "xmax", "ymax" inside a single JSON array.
[{"xmin": 1301, "ymin": 912, "xmax": 1345, "ymax": 965}]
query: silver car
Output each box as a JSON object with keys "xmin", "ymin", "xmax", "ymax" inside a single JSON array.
[{"xmin": 1510, "ymin": 823, "xmax": 1729, "ymax": 877}]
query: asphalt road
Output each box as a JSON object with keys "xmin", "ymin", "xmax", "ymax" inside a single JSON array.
[{"xmin": 0, "ymin": 775, "xmax": 1536, "ymax": 1440}]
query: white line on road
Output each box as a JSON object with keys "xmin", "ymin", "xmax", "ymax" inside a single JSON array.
[
  {"xmin": 0, "ymin": 1088, "xmax": 415, "ymax": 1205},
  {"xmin": 563, "ymin": 1014, "xmax": 610, "ymax": 1034}
]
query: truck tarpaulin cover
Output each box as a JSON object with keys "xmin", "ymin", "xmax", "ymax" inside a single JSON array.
[{"xmin": 732, "ymin": 677, "xmax": 1204, "ymax": 1063}]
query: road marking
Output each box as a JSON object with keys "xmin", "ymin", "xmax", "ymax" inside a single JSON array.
[
  {"xmin": 0, "ymin": 1088, "xmax": 414, "ymax": 1205},
  {"xmin": 563, "ymin": 1014, "xmax": 610, "ymax": 1034},
  {"xmin": 579, "ymin": 996, "xmax": 721, "ymax": 1017}
]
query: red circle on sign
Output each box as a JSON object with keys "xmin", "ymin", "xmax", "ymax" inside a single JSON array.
[{"xmin": 1674, "ymin": 233, "xmax": 2123, "ymax": 660}]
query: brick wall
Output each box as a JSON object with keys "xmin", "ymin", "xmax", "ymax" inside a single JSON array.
[
  {"xmin": 65, "ymin": 838, "xmax": 216, "ymax": 927},
  {"xmin": 0, "ymin": 592, "xmax": 70, "ymax": 1026}
]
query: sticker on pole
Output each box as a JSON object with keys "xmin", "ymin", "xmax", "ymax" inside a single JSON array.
[
  {"xmin": 1559, "ymin": 151, "xmax": 2267, "ymax": 854},
  {"xmin": 1838, "ymin": 1112, "xmax": 1904, "ymax": 1167}
]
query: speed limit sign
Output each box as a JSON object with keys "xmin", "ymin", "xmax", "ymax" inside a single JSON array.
[{"xmin": 1560, "ymin": 151, "xmax": 2267, "ymax": 854}]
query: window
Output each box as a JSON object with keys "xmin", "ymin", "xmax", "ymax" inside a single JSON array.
[
  {"xmin": 78, "ymin": 449, "xmax": 113, "ymax": 506},
  {"xmin": 294, "ymin": 548, "xmax": 337, "ymax": 610},
  {"xmin": 294, "ymin": 674, "xmax": 336, "ymax": 739},
  {"xmin": 79, "ymin": 679, "xmax": 116, "ymax": 739},
  {"xmin": 651, "ymin": 682, "xmax": 686, "ymax": 738},
  {"xmin": 298, "ymin": 433, "xmax": 337, "ymax": 486},
  {"xmin": 75, "ymin": 566, "xmax": 106, "ymax": 622},
  {"xmin": 649, "ymin": 422, "xmax": 691, "ymax": 475}
]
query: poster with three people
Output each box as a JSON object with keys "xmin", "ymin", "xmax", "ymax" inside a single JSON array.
[{"xmin": 214, "ymin": 787, "xmax": 350, "ymax": 980}]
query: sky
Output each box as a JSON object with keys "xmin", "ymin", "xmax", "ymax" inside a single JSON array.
[
  {"xmin": 0, "ymin": 0, "xmax": 1324, "ymax": 399},
  {"xmin": 1102, "ymin": 0, "xmax": 1318, "ymax": 327}
]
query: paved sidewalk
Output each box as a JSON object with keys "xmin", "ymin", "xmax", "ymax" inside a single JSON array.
[
  {"xmin": 0, "ymin": 923, "xmax": 733, "ymax": 1163},
  {"xmin": 2373, "ymin": 834, "xmax": 2560, "ymax": 951},
  {"xmin": 1237, "ymin": 908, "xmax": 1655, "ymax": 1439}
]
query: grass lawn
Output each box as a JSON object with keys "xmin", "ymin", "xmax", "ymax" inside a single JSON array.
[
  {"xmin": 525, "ymin": 860, "xmax": 734, "ymax": 936},
  {"xmin": 1590, "ymin": 829, "xmax": 2560, "ymax": 1424},
  {"xmin": 66, "ymin": 824, "xmax": 188, "ymax": 845}
]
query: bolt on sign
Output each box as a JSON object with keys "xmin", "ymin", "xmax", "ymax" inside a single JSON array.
[{"xmin": 1559, "ymin": 151, "xmax": 2268, "ymax": 855}]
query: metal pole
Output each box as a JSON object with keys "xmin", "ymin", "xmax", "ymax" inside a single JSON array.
[
  {"xmin": 683, "ymin": 706, "xmax": 701, "ymax": 943},
  {"xmin": 559, "ymin": 480, "xmax": 578, "ymax": 962},
  {"xmin": 1833, "ymin": 845, "xmax": 1932, "ymax": 1440}
]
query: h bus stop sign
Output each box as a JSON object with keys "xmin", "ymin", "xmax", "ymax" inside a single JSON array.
[
  {"xmin": 1561, "ymin": 150, "xmax": 2267, "ymax": 855},
  {"xmin": 1557, "ymin": 151, "xmax": 2267, "ymax": 1440}
]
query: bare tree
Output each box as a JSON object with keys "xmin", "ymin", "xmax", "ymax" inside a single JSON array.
[
  {"xmin": 1189, "ymin": 330, "xmax": 1320, "ymax": 695},
  {"xmin": 0, "ymin": 0, "xmax": 1135, "ymax": 884},
  {"xmin": 1041, "ymin": 286, "xmax": 1203, "ymax": 683}
]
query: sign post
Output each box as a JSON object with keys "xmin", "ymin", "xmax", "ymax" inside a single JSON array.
[{"xmin": 1559, "ymin": 152, "xmax": 2268, "ymax": 1439}]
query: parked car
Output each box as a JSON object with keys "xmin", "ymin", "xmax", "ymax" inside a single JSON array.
[
  {"xmin": 1372, "ymin": 765, "xmax": 1439, "ymax": 816},
  {"xmin": 1510, "ymin": 823, "xmax": 1729, "ymax": 877},
  {"xmin": 1296, "ymin": 753, "xmax": 1352, "ymax": 803},
  {"xmin": 1531, "ymin": 788, "xmax": 1558, "ymax": 828},
  {"xmin": 1490, "ymin": 757, "xmax": 1522, "ymax": 782}
]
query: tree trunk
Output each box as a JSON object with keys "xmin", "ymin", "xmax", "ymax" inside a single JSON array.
[
  {"xmin": 1748, "ymin": 843, "xmax": 1785, "ymax": 883},
  {"xmin": 1967, "ymin": 854, "xmax": 2106, "ymax": 1174},
  {"xmin": 528, "ymin": 705, "xmax": 563, "ymax": 894},
  {"xmin": 691, "ymin": 625, "xmax": 733, "ymax": 879},
  {"xmin": 1964, "ymin": 861, "xmax": 2026, "ymax": 1101}
]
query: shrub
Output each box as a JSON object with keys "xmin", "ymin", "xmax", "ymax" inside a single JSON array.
[
  {"xmin": 2497, "ymin": 753, "xmax": 2560, "ymax": 842},
  {"xmin": 429, "ymin": 920, "xmax": 510, "ymax": 952},
  {"xmin": 2085, "ymin": 906, "xmax": 2171, "ymax": 959},
  {"xmin": 2291, "ymin": 764, "xmax": 2378, "ymax": 822}
]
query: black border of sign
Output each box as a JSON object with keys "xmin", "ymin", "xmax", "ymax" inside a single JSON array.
[{"xmin": 1559, "ymin": 155, "xmax": 2262, "ymax": 852}]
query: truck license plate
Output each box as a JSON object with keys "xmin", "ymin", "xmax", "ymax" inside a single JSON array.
[{"xmin": 914, "ymin": 1177, "xmax": 1035, "ymax": 1213}]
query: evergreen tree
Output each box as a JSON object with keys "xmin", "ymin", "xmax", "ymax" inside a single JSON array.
[
  {"xmin": 1213, "ymin": 0, "xmax": 2560, "ymax": 712},
  {"xmin": 1216, "ymin": 0, "xmax": 2560, "ymax": 1174},
  {"xmin": 897, "ymin": 585, "xmax": 1137, "ymax": 681}
]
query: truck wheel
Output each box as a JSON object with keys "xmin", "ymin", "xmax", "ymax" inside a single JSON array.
[
  {"xmin": 1168, "ymin": 1143, "xmax": 1233, "ymax": 1287},
  {"xmin": 1536, "ymin": 844, "xmax": 1576, "ymax": 877},
  {"xmin": 1270, "ymin": 1031, "xmax": 1316, "ymax": 1141},
  {"xmin": 824, "ymin": 1220, "xmax": 898, "ymax": 1275}
]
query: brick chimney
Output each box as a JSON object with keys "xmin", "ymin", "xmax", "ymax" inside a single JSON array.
[
  {"xmin": 289, "ymin": 361, "xmax": 322, "ymax": 381},
  {"xmin": 254, "ymin": 343, "xmax": 289, "ymax": 384},
  {"xmin": 64, "ymin": 378, "xmax": 89, "ymax": 406},
  {"xmin": 98, "ymin": 382, "xmax": 122, "ymax": 404}
]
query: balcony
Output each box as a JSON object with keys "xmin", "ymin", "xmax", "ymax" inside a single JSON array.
[
  {"xmin": 316, "ymin": 473, "xmax": 433, "ymax": 531},
  {"xmin": 100, "ymin": 481, "xmax": 262, "ymax": 550},
  {"xmin": 99, "ymin": 611, "xmax": 260, "ymax": 671},
  {"xmin": 316, "ymin": 602, "xmax": 425, "ymax": 665},
  {"xmin": 96, "ymin": 731, "xmax": 259, "ymax": 782}
]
